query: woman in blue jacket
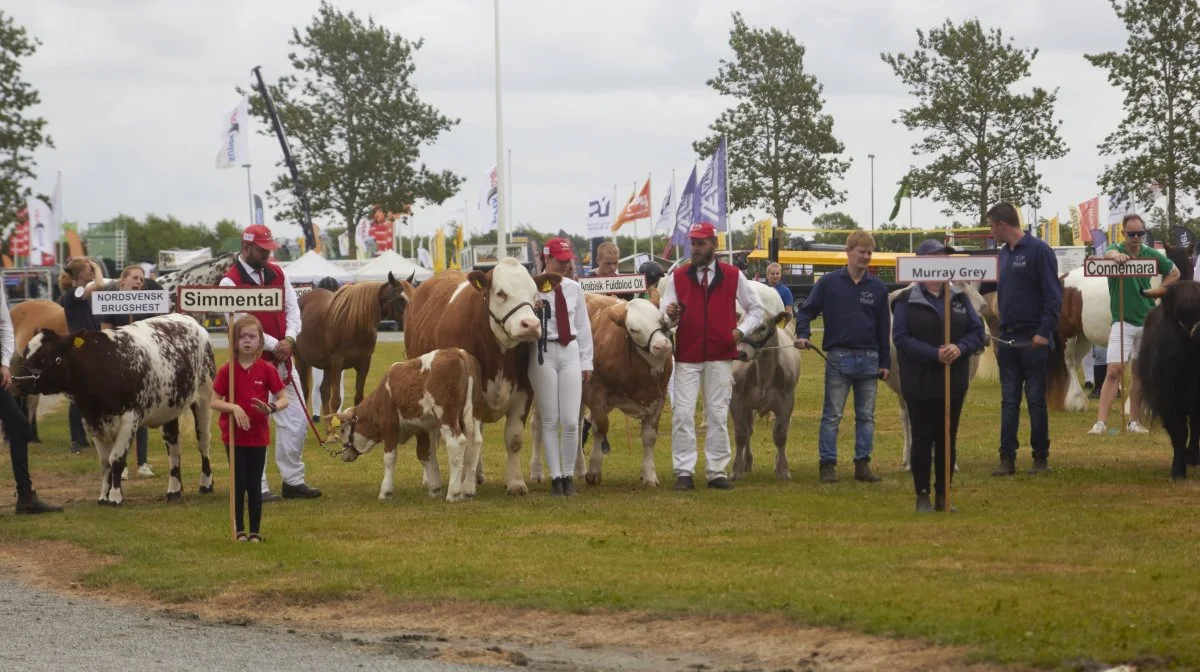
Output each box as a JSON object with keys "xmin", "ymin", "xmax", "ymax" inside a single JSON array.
[{"xmin": 892, "ymin": 240, "xmax": 986, "ymax": 513}]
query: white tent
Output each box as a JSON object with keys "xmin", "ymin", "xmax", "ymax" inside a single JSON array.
[
  {"xmin": 354, "ymin": 249, "xmax": 433, "ymax": 283},
  {"xmin": 283, "ymin": 250, "xmax": 355, "ymax": 284}
]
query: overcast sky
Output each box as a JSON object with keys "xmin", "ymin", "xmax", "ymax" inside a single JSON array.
[{"xmin": 8, "ymin": 0, "xmax": 1131, "ymax": 246}]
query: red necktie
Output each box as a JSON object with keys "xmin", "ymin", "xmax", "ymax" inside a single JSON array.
[
  {"xmin": 554, "ymin": 285, "xmax": 574, "ymax": 345},
  {"xmin": 700, "ymin": 267, "xmax": 709, "ymax": 292}
]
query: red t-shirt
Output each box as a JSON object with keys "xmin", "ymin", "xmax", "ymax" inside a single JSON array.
[{"xmin": 214, "ymin": 358, "xmax": 285, "ymax": 447}]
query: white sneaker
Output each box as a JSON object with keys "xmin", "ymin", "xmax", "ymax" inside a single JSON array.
[
  {"xmin": 1088, "ymin": 421, "xmax": 1107, "ymax": 435},
  {"xmin": 1127, "ymin": 421, "xmax": 1150, "ymax": 434},
  {"xmin": 138, "ymin": 464, "xmax": 156, "ymax": 477}
]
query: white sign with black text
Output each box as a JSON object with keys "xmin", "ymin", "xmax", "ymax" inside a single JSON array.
[
  {"xmin": 177, "ymin": 287, "xmax": 283, "ymax": 313},
  {"xmin": 579, "ymin": 274, "xmax": 648, "ymax": 295},
  {"xmin": 91, "ymin": 290, "xmax": 171, "ymax": 316},
  {"xmin": 1082, "ymin": 257, "xmax": 1158, "ymax": 277},
  {"xmin": 1053, "ymin": 247, "xmax": 1087, "ymax": 275},
  {"xmin": 896, "ymin": 256, "xmax": 999, "ymax": 283}
]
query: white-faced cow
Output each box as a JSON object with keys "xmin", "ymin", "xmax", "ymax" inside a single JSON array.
[
  {"xmin": 403, "ymin": 257, "xmax": 560, "ymax": 495},
  {"xmin": 731, "ymin": 281, "xmax": 800, "ymax": 481},
  {"xmin": 530, "ymin": 295, "xmax": 673, "ymax": 487},
  {"xmin": 333, "ymin": 348, "xmax": 485, "ymax": 502},
  {"xmin": 19, "ymin": 314, "xmax": 215, "ymax": 505}
]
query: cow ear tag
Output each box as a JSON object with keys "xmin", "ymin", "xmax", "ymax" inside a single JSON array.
[
  {"xmin": 473, "ymin": 278, "xmax": 483, "ymax": 290},
  {"xmin": 541, "ymin": 281, "xmax": 551, "ymax": 292},
  {"xmin": 73, "ymin": 336, "xmax": 84, "ymax": 348},
  {"xmin": 776, "ymin": 316, "xmax": 788, "ymax": 328},
  {"xmin": 330, "ymin": 416, "xmax": 342, "ymax": 428}
]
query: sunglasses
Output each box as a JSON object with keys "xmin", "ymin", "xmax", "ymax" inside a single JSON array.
[{"xmin": 1125, "ymin": 231, "xmax": 1146, "ymax": 238}]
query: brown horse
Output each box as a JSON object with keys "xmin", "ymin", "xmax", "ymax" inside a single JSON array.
[
  {"xmin": 295, "ymin": 272, "xmax": 411, "ymax": 418},
  {"xmin": 9, "ymin": 300, "xmax": 68, "ymax": 443}
]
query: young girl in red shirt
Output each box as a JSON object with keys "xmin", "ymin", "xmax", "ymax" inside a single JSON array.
[{"xmin": 210, "ymin": 316, "xmax": 288, "ymax": 542}]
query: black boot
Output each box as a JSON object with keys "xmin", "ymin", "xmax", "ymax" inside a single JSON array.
[
  {"xmin": 562, "ymin": 476, "xmax": 575, "ymax": 496},
  {"xmin": 934, "ymin": 493, "xmax": 958, "ymax": 512},
  {"xmin": 915, "ymin": 492, "xmax": 934, "ymax": 513},
  {"xmin": 853, "ymin": 458, "xmax": 881, "ymax": 483},
  {"xmin": 991, "ymin": 456, "xmax": 1016, "ymax": 477},
  {"xmin": 15, "ymin": 490, "xmax": 63, "ymax": 514},
  {"xmin": 1029, "ymin": 457, "xmax": 1050, "ymax": 475},
  {"xmin": 819, "ymin": 462, "xmax": 837, "ymax": 483},
  {"xmin": 550, "ymin": 477, "xmax": 564, "ymax": 496}
]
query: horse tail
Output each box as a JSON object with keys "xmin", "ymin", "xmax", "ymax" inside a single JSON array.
[{"xmin": 1046, "ymin": 329, "xmax": 1070, "ymax": 413}]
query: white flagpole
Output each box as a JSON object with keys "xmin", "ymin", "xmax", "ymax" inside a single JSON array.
[
  {"xmin": 507, "ymin": 148, "xmax": 513, "ymax": 246},
  {"xmin": 723, "ymin": 137, "xmax": 733, "ymax": 265},
  {"xmin": 244, "ymin": 165, "xmax": 253, "ymax": 226},
  {"xmin": 631, "ymin": 180, "xmax": 638, "ymax": 260},
  {"xmin": 493, "ymin": 0, "xmax": 508, "ymax": 258}
]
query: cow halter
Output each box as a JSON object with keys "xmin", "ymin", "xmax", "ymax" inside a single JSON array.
[
  {"xmin": 1178, "ymin": 319, "xmax": 1200, "ymax": 338},
  {"xmin": 486, "ymin": 291, "xmax": 536, "ymax": 339},
  {"xmin": 328, "ymin": 412, "xmax": 361, "ymax": 458},
  {"xmin": 13, "ymin": 356, "xmax": 64, "ymax": 392},
  {"xmin": 629, "ymin": 323, "xmax": 671, "ymax": 355}
]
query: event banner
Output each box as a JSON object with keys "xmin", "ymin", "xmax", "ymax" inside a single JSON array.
[{"xmin": 579, "ymin": 274, "xmax": 648, "ymax": 294}]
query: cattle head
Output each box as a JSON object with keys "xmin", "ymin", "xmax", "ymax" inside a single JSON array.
[
  {"xmin": 18, "ymin": 328, "xmax": 76, "ymax": 395},
  {"xmin": 1163, "ymin": 281, "xmax": 1200, "ymax": 341},
  {"xmin": 611, "ymin": 298, "xmax": 673, "ymax": 362},
  {"xmin": 328, "ymin": 409, "xmax": 376, "ymax": 462},
  {"xmin": 737, "ymin": 311, "xmax": 791, "ymax": 362},
  {"xmin": 466, "ymin": 257, "xmax": 560, "ymax": 348}
]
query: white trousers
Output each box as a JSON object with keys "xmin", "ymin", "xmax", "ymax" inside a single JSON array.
[
  {"xmin": 671, "ymin": 360, "xmax": 732, "ymax": 480},
  {"xmin": 261, "ymin": 359, "xmax": 309, "ymax": 492},
  {"xmin": 310, "ymin": 367, "xmax": 347, "ymax": 415},
  {"xmin": 528, "ymin": 340, "xmax": 583, "ymax": 479}
]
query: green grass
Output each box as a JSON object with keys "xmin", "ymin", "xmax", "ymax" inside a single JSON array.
[{"xmin": 2, "ymin": 334, "xmax": 1199, "ymax": 669}]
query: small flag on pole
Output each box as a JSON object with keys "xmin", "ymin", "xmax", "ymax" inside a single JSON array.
[
  {"xmin": 215, "ymin": 95, "xmax": 250, "ymax": 169},
  {"xmin": 612, "ymin": 177, "xmax": 651, "ymax": 233},
  {"xmin": 889, "ymin": 174, "xmax": 910, "ymax": 222},
  {"xmin": 692, "ymin": 137, "xmax": 727, "ymax": 231}
]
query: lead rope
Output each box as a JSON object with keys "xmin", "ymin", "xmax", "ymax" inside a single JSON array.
[{"xmin": 536, "ymin": 301, "xmax": 550, "ymax": 365}]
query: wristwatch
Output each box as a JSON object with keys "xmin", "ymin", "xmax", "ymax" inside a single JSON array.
[{"xmin": 268, "ymin": 402, "xmax": 278, "ymax": 414}]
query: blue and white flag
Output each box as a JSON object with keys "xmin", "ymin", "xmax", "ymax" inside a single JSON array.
[
  {"xmin": 692, "ymin": 137, "xmax": 727, "ymax": 231},
  {"xmin": 654, "ymin": 179, "xmax": 674, "ymax": 234},
  {"xmin": 671, "ymin": 166, "xmax": 698, "ymax": 254},
  {"xmin": 215, "ymin": 95, "xmax": 250, "ymax": 169},
  {"xmin": 253, "ymin": 194, "xmax": 264, "ymax": 225}
]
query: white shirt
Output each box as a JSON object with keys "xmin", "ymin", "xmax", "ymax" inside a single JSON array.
[
  {"xmin": 0, "ymin": 289, "xmax": 14, "ymax": 368},
  {"xmin": 217, "ymin": 257, "xmax": 301, "ymax": 353},
  {"xmin": 535, "ymin": 277, "xmax": 594, "ymax": 372},
  {"xmin": 659, "ymin": 260, "xmax": 764, "ymax": 335}
]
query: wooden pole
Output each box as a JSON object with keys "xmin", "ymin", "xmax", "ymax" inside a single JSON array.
[
  {"xmin": 943, "ymin": 282, "xmax": 952, "ymax": 511},
  {"xmin": 228, "ymin": 324, "xmax": 238, "ymax": 541},
  {"xmin": 1119, "ymin": 276, "xmax": 1125, "ymax": 433}
]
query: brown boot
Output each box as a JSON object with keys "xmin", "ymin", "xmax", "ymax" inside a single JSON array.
[
  {"xmin": 854, "ymin": 458, "xmax": 881, "ymax": 482},
  {"xmin": 15, "ymin": 490, "xmax": 63, "ymax": 514},
  {"xmin": 991, "ymin": 457, "xmax": 1016, "ymax": 477},
  {"xmin": 819, "ymin": 462, "xmax": 837, "ymax": 483}
]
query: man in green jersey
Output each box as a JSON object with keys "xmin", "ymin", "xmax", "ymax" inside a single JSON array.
[{"xmin": 1089, "ymin": 213, "xmax": 1180, "ymax": 435}]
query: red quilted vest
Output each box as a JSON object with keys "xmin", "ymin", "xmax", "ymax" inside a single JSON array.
[{"xmin": 673, "ymin": 261, "xmax": 740, "ymax": 363}]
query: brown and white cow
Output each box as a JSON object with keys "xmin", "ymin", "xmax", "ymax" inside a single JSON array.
[
  {"xmin": 332, "ymin": 348, "xmax": 486, "ymax": 502},
  {"xmin": 529, "ymin": 295, "xmax": 674, "ymax": 487},
  {"xmin": 19, "ymin": 313, "xmax": 215, "ymax": 505},
  {"xmin": 403, "ymin": 257, "xmax": 561, "ymax": 495},
  {"xmin": 731, "ymin": 281, "xmax": 800, "ymax": 481}
]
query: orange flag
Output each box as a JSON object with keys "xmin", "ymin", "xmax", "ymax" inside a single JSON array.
[{"xmin": 611, "ymin": 177, "xmax": 651, "ymax": 233}]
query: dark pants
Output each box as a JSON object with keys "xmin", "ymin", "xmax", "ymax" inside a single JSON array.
[
  {"xmin": 996, "ymin": 335, "xmax": 1051, "ymax": 460},
  {"xmin": 227, "ymin": 445, "xmax": 267, "ymax": 534},
  {"xmin": 0, "ymin": 388, "xmax": 33, "ymax": 494},
  {"xmin": 68, "ymin": 403, "xmax": 87, "ymax": 449},
  {"xmin": 905, "ymin": 395, "xmax": 964, "ymax": 495},
  {"xmin": 136, "ymin": 426, "xmax": 148, "ymax": 466}
]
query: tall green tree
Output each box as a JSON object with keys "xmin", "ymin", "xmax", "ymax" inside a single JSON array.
[
  {"xmin": 244, "ymin": 1, "xmax": 462, "ymax": 257},
  {"xmin": 810, "ymin": 211, "xmax": 861, "ymax": 245},
  {"xmin": 694, "ymin": 12, "xmax": 850, "ymax": 227},
  {"xmin": 882, "ymin": 18, "xmax": 1067, "ymax": 224},
  {"xmin": 1085, "ymin": 0, "xmax": 1200, "ymax": 226},
  {"xmin": 0, "ymin": 12, "xmax": 53, "ymax": 221}
]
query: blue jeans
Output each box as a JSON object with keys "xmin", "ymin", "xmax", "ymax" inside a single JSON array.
[
  {"xmin": 996, "ymin": 335, "xmax": 1051, "ymax": 460},
  {"xmin": 817, "ymin": 349, "xmax": 879, "ymax": 464}
]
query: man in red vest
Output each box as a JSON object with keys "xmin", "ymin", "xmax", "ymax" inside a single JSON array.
[
  {"xmin": 218, "ymin": 225, "xmax": 321, "ymax": 500},
  {"xmin": 660, "ymin": 222, "xmax": 765, "ymax": 490}
]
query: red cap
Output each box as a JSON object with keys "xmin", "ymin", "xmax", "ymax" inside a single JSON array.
[
  {"xmin": 241, "ymin": 224, "xmax": 279, "ymax": 250},
  {"xmin": 543, "ymin": 237, "xmax": 573, "ymax": 261},
  {"xmin": 688, "ymin": 221, "xmax": 717, "ymax": 240}
]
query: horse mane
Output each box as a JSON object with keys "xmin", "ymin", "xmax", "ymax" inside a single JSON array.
[{"xmin": 324, "ymin": 281, "xmax": 385, "ymax": 332}]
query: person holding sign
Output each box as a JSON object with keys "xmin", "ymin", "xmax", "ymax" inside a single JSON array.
[
  {"xmin": 984, "ymin": 203, "xmax": 1062, "ymax": 476},
  {"xmin": 892, "ymin": 240, "xmax": 987, "ymax": 512},
  {"xmin": 531, "ymin": 237, "xmax": 594, "ymax": 496},
  {"xmin": 1088, "ymin": 214, "xmax": 1179, "ymax": 436},
  {"xmin": 219, "ymin": 225, "xmax": 319, "ymax": 501},
  {"xmin": 210, "ymin": 316, "xmax": 288, "ymax": 542}
]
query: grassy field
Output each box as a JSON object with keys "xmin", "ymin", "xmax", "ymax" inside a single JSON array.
[{"xmin": 2, "ymin": 333, "xmax": 1199, "ymax": 669}]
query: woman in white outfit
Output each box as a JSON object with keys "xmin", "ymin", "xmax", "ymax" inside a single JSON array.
[{"xmin": 532, "ymin": 237, "xmax": 593, "ymax": 496}]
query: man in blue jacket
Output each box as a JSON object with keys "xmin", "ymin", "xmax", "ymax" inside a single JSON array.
[{"xmin": 794, "ymin": 231, "xmax": 891, "ymax": 484}]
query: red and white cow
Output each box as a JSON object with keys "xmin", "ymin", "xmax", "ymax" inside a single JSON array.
[
  {"xmin": 20, "ymin": 314, "xmax": 215, "ymax": 505},
  {"xmin": 403, "ymin": 258, "xmax": 560, "ymax": 495},
  {"xmin": 332, "ymin": 348, "xmax": 485, "ymax": 502}
]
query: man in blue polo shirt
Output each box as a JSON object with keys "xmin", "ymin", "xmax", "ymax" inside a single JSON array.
[
  {"xmin": 794, "ymin": 231, "xmax": 891, "ymax": 484},
  {"xmin": 765, "ymin": 263, "xmax": 794, "ymax": 319},
  {"xmin": 985, "ymin": 202, "xmax": 1062, "ymax": 476}
]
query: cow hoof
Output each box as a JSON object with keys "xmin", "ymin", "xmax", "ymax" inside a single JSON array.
[
  {"xmin": 426, "ymin": 488, "xmax": 442, "ymax": 499},
  {"xmin": 505, "ymin": 482, "xmax": 529, "ymax": 496},
  {"xmin": 641, "ymin": 476, "xmax": 660, "ymax": 488},
  {"xmin": 529, "ymin": 472, "xmax": 544, "ymax": 484},
  {"xmin": 776, "ymin": 470, "xmax": 792, "ymax": 481},
  {"xmin": 98, "ymin": 499, "xmax": 121, "ymax": 507},
  {"xmin": 379, "ymin": 491, "xmax": 393, "ymax": 501},
  {"xmin": 198, "ymin": 485, "xmax": 214, "ymax": 494},
  {"xmin": 476, "ymin": 474, "xmax": 486, "ymax": 485},
  {"xmin": 165, "ymin": 491, "xmax": 182, "ymax": 503},
  {"xmin": 585, "ymin": 472, "xmax": 601, "ymax": 486}
]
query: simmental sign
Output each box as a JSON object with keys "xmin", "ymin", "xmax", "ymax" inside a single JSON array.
[
  {"xmin": 91, "ymin": 290, "xmax": 171, "ymax": 316},
  {"xmin": 895, "ymin": 256, "xmax": 999, "ymax": 283},
  {"xmin": 579, "ymin": 274, "xmax": 648, "ymax": 294},
  {"xmin": 1083, "ymin": 257, "xmax": 1158, "ymax": 277},
  {"xmin": 177, "ymin": 287, "xmax": 283, "ymax": 312}
]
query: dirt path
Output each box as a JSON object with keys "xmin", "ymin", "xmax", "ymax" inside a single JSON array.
[{"xmin": 0, "ymin": 541, "xmax": 1026, "ymax": 672}]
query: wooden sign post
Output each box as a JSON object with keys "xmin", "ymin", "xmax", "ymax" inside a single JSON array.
[
  {"xmin": 178, "ymin": 286, "xmax": 283, "ymax": 541},
  {"xmin": 1083, "ymin": 257, "xmax": 1157, "ymax": 432},
  {"xmin": 896, "ymin": 255, "xmax": 998, "ymax": 512}
]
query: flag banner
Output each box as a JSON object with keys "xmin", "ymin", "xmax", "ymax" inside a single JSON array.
[
  {"xmin": 1069, "ymin": 205, "xmax": 1084, "ymax": 244},
  {"xmin": 693, "ymin": 137, "xmax": 727, "ymax": 231},
  {"xmin": 1091, "ymin": 225, "xmax": 1108, "ymax": 252},
  {"xmin": 1169, "ymin": 225, "xmax": 1195, "ymax": 251},
  {"xmin": 586, "ymin": 192, "xmax": 613, "ymax": 238},
  {"xmin": 478, "ymin": 165, "xmax": 499, "ymax": 232},
  {"xmin": 612, "ymin": 178, "xmax": 651, "ymax": 232},
  {"xmin": 418, "ymin": 247, "xmax": 433, "ymax": 269},
  {"xmin": 433, "ymin": 228, "xmax": 446, "ymax": 271},
  {"xmin": 253, "ymin": 195, "xmax": 264, "ymax": 225},
  {"xmin": 654, "ymin": 179, "xmax": 674, "ymax": 234},
  {"xmin": 1079, "ymin": 197, "xmax": 1099, "ymax": 242},
  {"xmin": 26, "ymin": 197, "xmax": 55, "ymax": 264},
  {"xmin": 754, "ymin": 218, "xmax": 773, "ymax": 250},
  {"xmin": 51, "ymin": 172, "xmax": 62, "ymax": 230},
  {"xmin": 672, "ymin": 166, "xmax": 698, "ymax": 246},
  {"xmin": 889, "ymin": 174, "xmax": 911, "ymax": 222},
  {"xmin": 1107, "ymin": 194, "xmax": 1131, "ymax": 225},
  {"xmin": 9, "ymin": 220, "xmax": 28, "ymax": 257},
  {"xmin": 1046, "ymin": 216, "xmax": 1060, "ymax": 246},
  {"xmin": 215, "ymin": 95, "xmax": 250, "ymax": 169}
]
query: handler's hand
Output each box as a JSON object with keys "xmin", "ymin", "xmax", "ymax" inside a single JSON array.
[
  {"xmin": 665, "ymin": 303, "xmax": 680, "ymax": 320},
  {"xmin": 0, "ymin": 366, "xmax": 11, "ymax": 391},
  {"xmin": 878, "ymin": 368, "xmax": 890, "ymax": 382},
  {"xmin": 274, "ymin": 338, "xmax": 293, "ymax": 360},
  {"xmin": 1108, "ymin": 251, "xmax": 1130, "ymax": 264},
  {"xmin": 732, "ymin": 328, "xmax": 744, "ymax": 343},
  {"xmin": 938, "ymin": 344, "xmax": 961, "ymax": 364},
  {"xmin": 794, "ymin": 338, "xmax": 811, "ymax": 350},
  {"xmin": 1031, "ymin": 335, "xmax": 1050, "ymax": 349},
  {"xmin": 582, "ymin": 371, "xmax": 592, "ymax": 383},
  {"xmin": 251, "ymin": 398, "xmax": 273, "ymax": 416},
  {"xmin": 232, "ymin": 406, "xmax": 251, "ymax": 431}
]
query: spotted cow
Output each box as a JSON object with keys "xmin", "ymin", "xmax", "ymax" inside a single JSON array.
[
  {"xmin": 19, "ymin": 314, "xmax": 216, "ymax": 505},
  {"xmin": 403, "ymin": 257, "xmax": 561, "ymax": 495},
  {"xmin": 333, "ymin": 348, "xmax": 486, "ymax": 502}
]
